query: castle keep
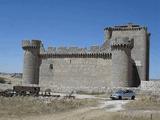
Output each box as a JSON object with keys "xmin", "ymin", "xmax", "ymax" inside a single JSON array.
[{"xmin": 22, "ymin": 23, "xmax": 150, "ymax": 92}]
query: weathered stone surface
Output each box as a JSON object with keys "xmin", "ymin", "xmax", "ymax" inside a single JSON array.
[
  {"xmin": 105, "ymin": 25, "xmax": 149, "ymax": 82},
  {"xmin": 111, "ymin": 37, "xmax": 135, "ymax": 87},
  {"xmin": 22, "ymin": 23, "xmax": 150, "ymax": 92},
  {"xmin": 39, "ymin": 58, "xmax": 112, "ymax": 90},
  {"xmin": 22, "ymin": 40, "xmax": 41, "ymax": 84}
]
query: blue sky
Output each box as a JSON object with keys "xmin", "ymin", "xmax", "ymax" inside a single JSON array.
[{"xmin": 0, "ymin": 0, "xmax": 159, "ymax": 79}]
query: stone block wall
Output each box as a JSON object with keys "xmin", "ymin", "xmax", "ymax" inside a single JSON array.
[
  {"xmin": 140, "ymin": 81, "xmax": 160, "ymax": 91},
  {"xmin": 104, "ymin": 27, "xmax": 150, "ymax": 81},
  {"xmin": 39, "ymin": 58, "xmax": 112, "ymax": 92},
  {"xmin": 21, "ymin": 24, "xmax": 150, "ymax": 92}
]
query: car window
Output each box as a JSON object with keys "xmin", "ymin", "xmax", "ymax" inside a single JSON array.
[
  {"xmin": 115, "ymin": 90, "xmax": 124, "ymax": 94},
  {"xmin": 126, "ymin": 90, "xmax": 133, "ymax": 93}
]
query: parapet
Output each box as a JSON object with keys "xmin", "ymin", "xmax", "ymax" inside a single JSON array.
[
  {"xmin": 104, "ymin": 23, "xmax": 147, "ymax": 31},
  {"xmin": 111, "ymin": 37, "xmax": 134, "ymax": 49},
  {"xmin": 22, "ymin": 40, "xmax": 41, "ymax": 50},
  {"xmin": 43, "ymin": 45, "xmax": 109, "ymax": 54},
  {"xmin": 40, "ymin": 45, "xmax": 112, "ymax": 59}
]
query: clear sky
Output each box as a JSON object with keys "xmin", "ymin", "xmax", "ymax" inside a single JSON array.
[{"xmin": 0, "ymin": 0, "xmax": 159, "ymax": 79}]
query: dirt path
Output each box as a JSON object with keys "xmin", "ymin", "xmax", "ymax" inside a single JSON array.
[{"xmin": 101, "ymin": 100, "xmax": 130, "ymax": 112}]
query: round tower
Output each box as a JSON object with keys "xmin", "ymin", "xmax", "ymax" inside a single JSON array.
[
  {"xmin": 111, "ymin": 37, "xmax": 134, "ymax": 87},
  {"xmin": 22, "ymin": 40, "xmax": 41, "ymax": 85}
]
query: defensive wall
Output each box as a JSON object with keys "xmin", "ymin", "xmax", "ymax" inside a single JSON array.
[{"xmin": 21, "ymin": 23, "xmax": 150, "ymax": 92}]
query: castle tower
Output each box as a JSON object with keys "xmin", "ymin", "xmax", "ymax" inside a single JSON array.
[
  {"xmin": 22, "ymin": 40, "xmax": 41, "ymax": 85},
  {"xmin": 111, "ymin": 37, "xmax": 134, "ymax": 87},
  {"xmin": 104, "ymin": 23, "xmax": 150, "ymax": 82}
]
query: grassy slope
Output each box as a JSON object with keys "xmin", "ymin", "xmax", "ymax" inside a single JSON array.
[
  {"xmin": 0, "ymin": 97, "xmax": 98, "ymax": 117},
  {"xmin": 126, "ymin": 95, "xmax": 160, "ymax": 110}
]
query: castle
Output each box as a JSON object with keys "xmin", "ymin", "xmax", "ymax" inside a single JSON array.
[{"xmin": 22, "ymin": 23, "xmax": 150, "ymax": 92}]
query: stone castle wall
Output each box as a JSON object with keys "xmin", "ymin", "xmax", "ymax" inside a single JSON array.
[
  {"xmin": 140, "ymin": 81, "xmax": 160, "ymax": 92},
  {"xmin": 104, "ymin": 27, "xmax": 150, "ymax": 81},
  {"xmin": 39, "ymin": 57, "xmax": 112, "ymax": 92},
  {"xmin": 21, "ymin": 23, "xmax": 150, "ymax": 92}
]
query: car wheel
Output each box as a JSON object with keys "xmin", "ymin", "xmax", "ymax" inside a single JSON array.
[
  {"xmin": 112, "ymin": 98, "xmax": 115, "ymax": 100},
  {"xmin": 119, "ymin": 96, "xmax": 122, "ymax": 100},
  {"xmin": 131, "ymin": 96, "xmax": 135, "ymax": 100}
]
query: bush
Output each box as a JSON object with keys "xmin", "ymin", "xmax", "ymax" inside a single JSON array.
[{"xmin": 0, "ymin": 77, "xmax": 6, "ymax": 84}]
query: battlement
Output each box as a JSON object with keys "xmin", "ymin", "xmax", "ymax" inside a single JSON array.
[
  {"xmin": 40, "ymin": 52, "xmax": 112, "ymax": 59},
  {"xmin": 111, "ymin": 37, "xmax": 134, "ymax": 49},
  {"xmin": 43, "ymin": 45, "xmax": 111, "ymax": 54},
  {"xmin": 40, "ymin": 45, "xmax": 112, "ymax": 59},
  {"xmin": 22, "ymin": 40, "xmax": 41, "ymax": 50},
  {"xmin": 104, "ymin": 23, "xmax": 147, "ymax": 31}
]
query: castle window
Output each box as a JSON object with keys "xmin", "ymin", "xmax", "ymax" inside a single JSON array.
[{"xmin": 49, "ymin": 64, "xmax": 53, "ymax": 69}]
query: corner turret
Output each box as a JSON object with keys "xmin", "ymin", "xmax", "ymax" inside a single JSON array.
[{"xmin": 22, "ymin": 40, "xmax": 41, "ymax": 85}]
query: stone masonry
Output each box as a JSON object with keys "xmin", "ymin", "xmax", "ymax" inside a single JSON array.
[{"xmin": 22, "ymin": 23, "xmax": 150, "ymax": 92}]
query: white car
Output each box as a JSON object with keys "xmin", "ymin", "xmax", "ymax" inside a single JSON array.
[{"xmin": 110, "ymin": 90, "xmax": 135, "ymax": 100}]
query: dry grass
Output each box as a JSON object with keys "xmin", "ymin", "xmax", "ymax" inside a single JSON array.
[
  {"xmin": 111, "ymin": 95, "xmax": 160, "ymax": 120},
  {"xmin": 0, "ymin": 96, "xmax": 98, "ymax": 117},
  {"xmin": 111, "ymin": 112, "xmax": 160, "ymax": 120},
  {"xmin": 125, "ymin": 95, "xmax": 160, "ymax": 110},
  {"xmin": 1, "ymin": 94, "xmax": 160, "ymax": 120},
  {"xmin": 76, "ymin": 90, "xmax": 105, "ymax": 95},
  {"xmin": 83, "ymin": 111, "xmax": 160, "ymax": 120}
]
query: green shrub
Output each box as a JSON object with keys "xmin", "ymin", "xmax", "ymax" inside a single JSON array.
[{"xmin": 0, "ymin": 77, "xmax": 6, "ymax": 84}]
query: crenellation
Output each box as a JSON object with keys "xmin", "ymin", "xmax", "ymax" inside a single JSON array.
[
  {"xmin": 111, "ymin": 37, "xmax": 134, "ymax": 49},
  {"xmin": 31, "ymin": 40, "xmax": 41, "ymax": 47},
  {"xmin": 22, "ymin": 40, "xmax": 41, "ymax": 50},
  {"xmin": 22, "ymin": 40, "xmax": 31, "ymax": 49},
  {"xmin": 68, "ymin": 47, "xmax": 82, "ymax": 53},
  {"xmin": 77, "ymin": 48, "xmax": 87, "ymax": 53},
  {"xmin": 89, "ymin": 45, "xmax": 100, "ymax": 53},
  {"xmin": 56, "ymin": 47, "xmax": 67, "ymax": 54},
  {"xmin": 43, "ymin": 46, "xmax": 106, "ymax": 54},
  {"xmin": 104, "ymin": 23, "xmax": 145, "ymax": 31},
  {"xmin": 47, "ymin": 47, "xmax": 56, "ymax": 53}
]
